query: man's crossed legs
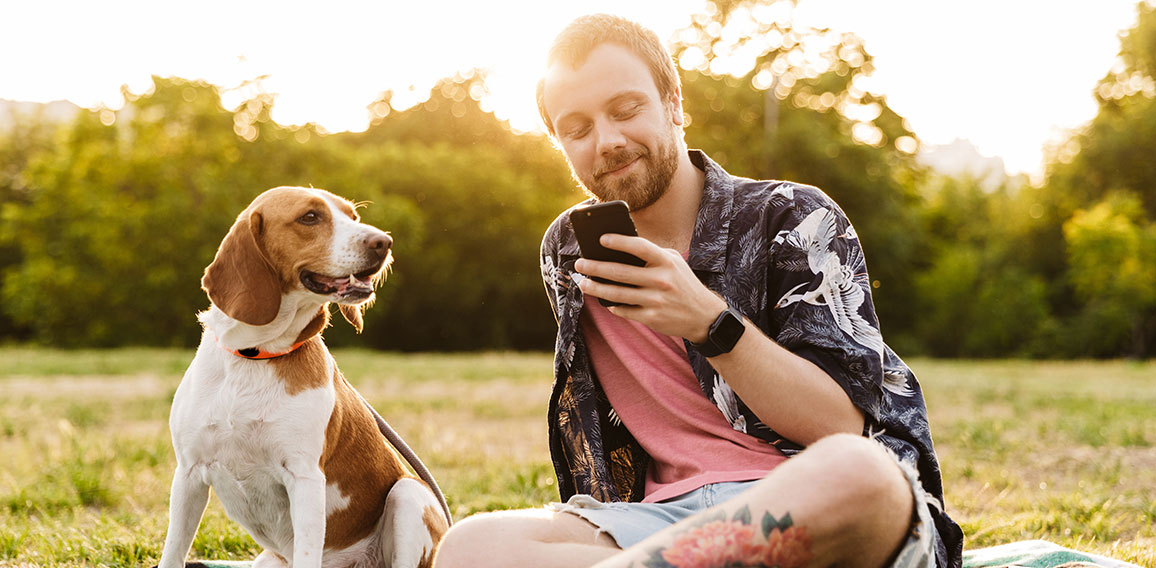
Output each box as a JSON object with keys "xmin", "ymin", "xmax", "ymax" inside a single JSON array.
[{"xmin": 435, "ymin": 434, "xmax": 937, "ymax": 568}]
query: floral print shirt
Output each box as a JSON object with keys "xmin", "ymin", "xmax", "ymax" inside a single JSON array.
[{"xmin": 539, "ymin": 150, "xmax": 962, "ymax": 567}]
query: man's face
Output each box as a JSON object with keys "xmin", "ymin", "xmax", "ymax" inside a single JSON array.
[{"xmin": 541, "ymin": 43, "xmax": 682, "ymax": 211}]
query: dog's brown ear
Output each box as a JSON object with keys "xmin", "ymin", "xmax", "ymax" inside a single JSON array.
[
  {"xmin": 202, "ymin": 210, "xmax": 281, "ymax": 325},
  {"xmin": 339, "ymin": 304, "xmax": 364, "ymax": 333}
]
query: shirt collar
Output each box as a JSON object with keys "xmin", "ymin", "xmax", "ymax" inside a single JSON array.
[{"xmin": 686, "ymin": 150, "xmax": 734, "ymax": 274}]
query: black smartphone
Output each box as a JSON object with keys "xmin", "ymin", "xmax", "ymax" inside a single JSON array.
[{"xmin": 569, "ymin": 200, "xmax": 645, "ymax": 307}]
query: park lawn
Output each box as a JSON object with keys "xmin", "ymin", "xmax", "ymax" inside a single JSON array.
[{"xmin": 0, "ymin": 348, "xmax": 1152, "ymax": 566}]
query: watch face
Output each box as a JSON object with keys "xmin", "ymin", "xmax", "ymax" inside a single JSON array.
[{"xmin": 714, "ymin": 309, "xmax": 745, "ymax": 351}]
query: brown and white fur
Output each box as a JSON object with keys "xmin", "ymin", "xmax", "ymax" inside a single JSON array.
[{"xmin": 158, "ymin": 187, "xmax": 447, "ymax": 568}]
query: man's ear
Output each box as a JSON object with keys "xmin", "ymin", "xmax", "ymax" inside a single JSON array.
[
  {"xmin": 339, "ymin": 304, "xmax": 364, "ymax": 333},
  {"xmin": 669, "ymin": 87, "xmax": 685, "ymax": 127}
]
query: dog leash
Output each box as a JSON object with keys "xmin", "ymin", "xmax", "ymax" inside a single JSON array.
[{"xmin": 360, "ymin": 396, "xmax": 454, "ymax": 527}]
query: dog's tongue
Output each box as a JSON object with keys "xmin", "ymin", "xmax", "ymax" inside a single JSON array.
[
  {"xmin": 304, "ymin": 270, "xmax": 374, "ymax": 296},
  {"xmin": 332, "ymin": 274, "xmax": 372, "ymax": 295}
]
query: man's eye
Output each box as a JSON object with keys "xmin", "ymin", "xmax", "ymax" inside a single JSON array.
[
  {"xmin": 614, "ymin": 104, "xmax": 642, "ymax": 119},
  {"xmin": 563, "ymin": 125, "xmax": 590, "ymax": 140},
  {"xmin": 298, "ymin": 211, "xmax": 321, "ymax": 225}
]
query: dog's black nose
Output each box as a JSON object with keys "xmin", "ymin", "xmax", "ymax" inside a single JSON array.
[{"xmin": 367, "ymin": 233, "xmax": 392, "ymax": 260}]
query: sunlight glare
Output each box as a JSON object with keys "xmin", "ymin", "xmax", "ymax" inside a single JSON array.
[
  {"xmin": 895, "ymin": 136, "xmax": 918, "ymax": 155},
  {"xmin": 2, "ymin": 0, "xmax": 1146, "ymax": 179},
  {"xmin": 679, "ymin": 46, "xmax": 709, "ymax": 72},
  {"xmin": 852, "ymin": 122, "xmax": 884, "ymax": 147},
  {"xmin": 752, "ymin": 69, "xmax": 775, "ymax": 91}
]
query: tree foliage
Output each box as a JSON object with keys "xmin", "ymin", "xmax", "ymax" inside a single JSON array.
[
  {"xmin": 1047, "ymin": 2, "xmax": 1156, "ymax": 218},
  {"xmin": 1040, "ymin": 1, "xmax": 1156, "ymax": 357},
  {"xmin": 911, "ymin": 175, "xmax": 1053, "ymax": 357},
  {"xmin": 671, "ymin": 0, "xmax": 927, "ymax": 342},
  {"xmin": 1, "ymin": 0, "xmax": 1154, "ymax": 357},
  {"xmin": 0, "ymin": 75, "xmax": 577, "ymax": 349},
  {"xmin": 1062, "ymin": 192, "xmax": 1156, "ymax": 356}
]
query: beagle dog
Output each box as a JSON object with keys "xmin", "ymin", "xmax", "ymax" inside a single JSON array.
[{"xmin": 158, "ymin": 187, "xmax": 447, "ymax": 568}]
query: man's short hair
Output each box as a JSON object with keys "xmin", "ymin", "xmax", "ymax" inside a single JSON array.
[{"xmin": 537, "ymin": 14, "xmax": 681, "ymax": 136}]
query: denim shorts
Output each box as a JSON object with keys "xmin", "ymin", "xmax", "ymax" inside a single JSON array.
[{"xmin": 550, "ymin": 453, "xmax": 938, "ymax": 568}]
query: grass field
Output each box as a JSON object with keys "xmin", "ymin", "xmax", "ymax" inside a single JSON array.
[{"xmin": 0, "ymin": 347, "xmax": 1153, "ymax": 566}]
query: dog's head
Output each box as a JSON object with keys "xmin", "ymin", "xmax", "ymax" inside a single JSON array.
[{"xmin": 201, "ymin": 186, "xmax": 391, "ymax": 332}]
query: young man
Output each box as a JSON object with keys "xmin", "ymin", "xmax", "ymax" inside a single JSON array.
[{"xmin": 434, "ymin": 14, "xmax": 963, "ymax": 568}]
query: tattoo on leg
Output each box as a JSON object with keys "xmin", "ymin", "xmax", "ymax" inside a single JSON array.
[{"xmin": 637, "ymin": 506, "xmax": 813, "ymax": 568}]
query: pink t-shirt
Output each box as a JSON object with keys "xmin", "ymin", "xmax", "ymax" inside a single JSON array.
[{"xmin": 580, "ymin": 298, "xmax": 787, "ymax": 503}]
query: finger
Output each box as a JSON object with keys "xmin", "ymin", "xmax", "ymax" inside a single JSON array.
[
  {"xmin": 599, "ymin": 234, "xmax": 668, "ymax": 264},
  {"xmin": 578, "ymin": 276, "xmax": 646, "ymax": 306},
  {"xmin": 606, "ymin": 304, "xmax": 639, "ymax": 319},
  {"xmin": 575, "ymin": 258, "xmax": 649, "ymax": 286}
]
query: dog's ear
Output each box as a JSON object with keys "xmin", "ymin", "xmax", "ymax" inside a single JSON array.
[
  {"xmin": 339, "ymin": 304, "xmax": 364, "ymax": 333},
  {"xmin": 202, "ymin": 210, "xmax": 282, "ymax": 325}
]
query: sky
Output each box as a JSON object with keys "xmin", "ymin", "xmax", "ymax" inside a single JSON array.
[{"xmin": 1, "ymin": 0, "xmax": 1149, "ymax": 179}]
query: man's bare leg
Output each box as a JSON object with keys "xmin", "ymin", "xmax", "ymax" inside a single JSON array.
[
  {"xmin": 435, "ymin": 434, "xmax": 918, "ymax": 568},
  {"xmin": 433, "ymin": 506, "xmax": 619, "ymax": 568},
  {"xmin": 595, "ymin": 434, "xmax": 917, "ymax": 568}
]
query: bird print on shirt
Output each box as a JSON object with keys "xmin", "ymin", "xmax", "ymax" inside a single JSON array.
[{"xmin": 773, "ymin": 207, "xmax": 884, "ymax": 356}]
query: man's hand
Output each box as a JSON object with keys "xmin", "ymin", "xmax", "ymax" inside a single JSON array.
[{"xmin": 575, "ymin": 233, "xmax": 727, "ymax": 342}]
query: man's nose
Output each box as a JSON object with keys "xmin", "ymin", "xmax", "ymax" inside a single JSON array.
[{"xmin": 594, "ymin": 118, "xmax": 627, "ymax": 155}]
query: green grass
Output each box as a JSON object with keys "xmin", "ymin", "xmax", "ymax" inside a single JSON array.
[{"xmin": 0, "ymin": 349, "xmax": 1152, "ymax": 566}]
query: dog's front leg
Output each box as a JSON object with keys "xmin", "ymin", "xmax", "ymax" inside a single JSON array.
[
  {"xmin": 158, "ymin": 466, "xmax": 210, "ymax": 568},
  {"xmin": 285, "ymin": 464, "xmax": 327, "ymax": 567}
]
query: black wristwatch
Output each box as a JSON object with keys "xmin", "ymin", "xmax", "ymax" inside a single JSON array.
[{"xmin": 692, "ymin": 306, "xmax": 746, "ymax": 357}]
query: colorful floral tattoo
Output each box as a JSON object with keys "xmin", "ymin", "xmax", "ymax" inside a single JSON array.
[{"xmin": 639, "ymin": 506, "xmax": 813, "ymax": 568}]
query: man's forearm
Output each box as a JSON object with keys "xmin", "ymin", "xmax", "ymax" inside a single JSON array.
[{"xmin": 706, "ymin": 317, "xmax": 865, "ymax": 446}]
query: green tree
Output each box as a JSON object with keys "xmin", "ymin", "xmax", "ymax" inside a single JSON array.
[
  {"xmin": 671, "ymin": 0, "xmax": 928, "ymax": 342},
  {"xmin": 1062, "ymin": 192, "xmax": 1156, "ymax": 357},
  {"xmin": 0, "ymin": 73, "xmax": 577, "ymax": 350},
  {"xmin": 0, "ymin": 78, "xmax": 291, "ymax": 346},
  {"xmin": 324, "ymin": 71, "xmax": 578, "ymax": 350},
  {"xmin": 1035, "ymin": 1, "xmax": 1156, "ymax": 357},
  {"xmin": 0, "ymin": 108, "xmax": 61, "ymax": 340},
  {"xmin": 1046, "ymin": 2, "xmax": 1156, "ymax": 218},
  {"xmin": 910, "ymin": 174, "xmax": 1053, "ymax": 357}
]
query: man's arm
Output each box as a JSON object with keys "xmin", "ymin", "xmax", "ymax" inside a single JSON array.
[{"xmin": 575, "ymin": 234, "xmax": 864, "ymax": 446}]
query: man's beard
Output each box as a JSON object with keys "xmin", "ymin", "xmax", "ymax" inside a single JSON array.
[{"xmin": 572, "ymin": 128, "xmax": 680, "ymax": 212}]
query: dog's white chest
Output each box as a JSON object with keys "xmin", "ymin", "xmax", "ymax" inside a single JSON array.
[
  {"xmin": 171, "ymin": 353, "xmax": 336, "ymax": 552},
  {"xmin": 179, "ymin": 366, "xmax": 330, "ymax": 462}
]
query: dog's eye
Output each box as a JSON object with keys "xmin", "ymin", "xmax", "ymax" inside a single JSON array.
[{"xmin": 298, "ymin": 211, "xmax": 321, "ymax": 225}]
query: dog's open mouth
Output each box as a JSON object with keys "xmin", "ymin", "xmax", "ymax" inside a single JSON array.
[{"xmin": 300, "ymin": 265, "xmax": 381, "ymax": 301}]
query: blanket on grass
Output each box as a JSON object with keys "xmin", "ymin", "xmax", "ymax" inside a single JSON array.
[
  {"xmin": 177, "ymin": 540, "xmax": 1142, "ymax": 568},
  {"xmin": 961, "ymin": 540, "xmax": 1141, "ymax": 567}
]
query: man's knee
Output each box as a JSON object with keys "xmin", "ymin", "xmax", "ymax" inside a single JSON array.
[
  {"xmin": 434, "ymin": 512, "xmax": 506, "ymax": 568},
  {"xmin": 805, "ymin": 434, "xmax": 915, "ymax": 544},
  {"xmin": 803, "ymin": 434, "xmax": 914, "ymax": 515}
]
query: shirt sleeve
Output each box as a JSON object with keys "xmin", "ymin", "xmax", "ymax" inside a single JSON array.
[
  {"xmin": 541, "ymin": 212, "xmax": 576, "ymax": 324},
  {"xmin": 540, "ymin": 225, "xmax": 561, "ymax": 323},
  {"xmin": 765, "ymin": 185, "xmax": 886, "ymax": 422}
]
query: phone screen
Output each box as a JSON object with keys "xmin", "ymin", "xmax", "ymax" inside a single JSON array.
[{"xmin": 569, "ymin": 200, "xmax": 645, "ymax": 307}]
